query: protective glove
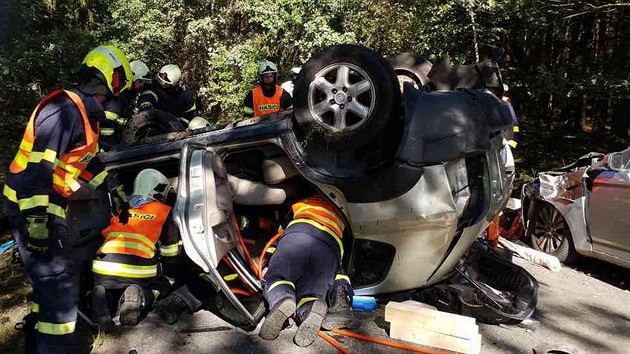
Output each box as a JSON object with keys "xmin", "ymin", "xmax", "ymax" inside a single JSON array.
[
  {"xmin": 109, "ymin": 184, "xmax": 130, "ymax": 225},
  {"xmin": 25, "ymin": 215, "xmax": 49, "ymax": 254}
]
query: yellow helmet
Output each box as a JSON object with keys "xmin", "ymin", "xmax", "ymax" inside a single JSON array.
[{"xmin": 81, "ymin": 45, "xmax": 132, "ymax": 96}]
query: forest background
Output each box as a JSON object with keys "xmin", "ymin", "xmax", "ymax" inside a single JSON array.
[{"xmin": 1, "ymin": 0, "xmax": 629, "ymax": 183}]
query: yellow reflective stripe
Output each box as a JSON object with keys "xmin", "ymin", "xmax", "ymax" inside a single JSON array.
[
  {"xmin": 159, "ymin": 243, "xmax": 180, "ymax": 257},
  {"xmin": 56, "ymin": 159, "xmax": 81, "ymax": 175},
  {"xmin": 47, "ymin": 203, "xmax": 66, "ymax": 219},
  {"xmin": 297, "ymin": 297, "xmax": 318, "ymax": 309},
  {"xmin": 31, "ymin": 303, "xmax": 40, "ymax": 313},
  {"xmin": 105, "ymin": 232, "xmax": 154, "ymax": 246},
  {"xmin": 268, "ymin": 280, "xmax": 295, "ymax": 292},
  {"xmin": 335, "ymin": 274, "xmax": 351, "ymax": 284},
  {"xmin": 141, "ymin": 90, "xmax": 158, "ymax": 101},
  {"xmin": 105, "ymin": 111, "xmax": 127, "ymax": 125},
  {"xmin": 99, "ymin": 241, "xmax": 155, "ymax": 258},
  {"xmin": 513, "ymin": 126, "xmax": 520, "ymax": 133},
  {"xmin": 295, "ymin": 209, "xmax": 343, "ymax": 235},
  {"xmin": 20, "ymin": 140, "xmax": 33, "ymax": 151},
  {"xmin": 28, "ymin": 149, "xmax": 57, "ymax": 164},
  {"xmin": 288, "ymin": 219, "xmax": 344, "ymax": 258},
  {"xmin": 88, "ymin": 171, "xmax": 108, "ymax": 189},
  {"xmin": 12, "ymin": 152, "xmax": 28, "ymax": 170},
  {"xmin": 152, "ymin": 289, "xmax": 161, "ymax": 300},
  {"xmin": 184, "ymin": 103, "xmax": 196, "ymax": 113},
  {"xmin": 243, "ymin": 107, "xmax": 254, "ymax": 114},
  {"xmin": 100, "ymin": 128, "xmax": 115, "ymax": 136},
  {"xmin": 224, "ymin": 273, "xmax": 239, "ymax": 281},
  {"xmin": 3, "ymin": 184, "xmax": 17, "ymax": 202},
  {"xmin": 17, "ymin": 195, "xmax": 49, "ymax": 211},
  {"xmin": 508, "ymin": 140, "xmax": 518, "ymax": 148},
  {"xmin": 266, "ymin": 247, "xmax": 276, "ymax": 254},
  {"xmin": 37, "ymin": 321, "xmax": 76, "ymax": 335},
  {"xmin": 92, "ymin": 260, "xmax": 158, "ymax": 278}
]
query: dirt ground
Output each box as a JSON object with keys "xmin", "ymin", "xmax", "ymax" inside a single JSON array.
[{"xmin": 1, "ymin": 237, "xmax": 629, "ymax": 354}]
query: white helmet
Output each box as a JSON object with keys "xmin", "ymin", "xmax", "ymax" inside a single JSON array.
[
  {"xmin": 157, "ymin": 64, "xmax": 182, "ymax": 88},
  {"xmin": 188, "ymin": 116, "xmax": 211, "ymax": 130},
  {"xmin": 258, "ymin": 60, "xmax": 278, "ymax": 76},
  {"xmin": 133, "ymin": 169, "xmax": 171, "ymax": 201},
  {"xmin": 130, "ymin": 60, "xmax": 151, "ymax": 82}
]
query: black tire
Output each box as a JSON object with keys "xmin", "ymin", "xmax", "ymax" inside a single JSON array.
[
  {"xmin": 527, "ymin": 202, "xmax": 578, "ymax": 264},
  {"xmin": 385, "ymin": 52, "xmax": 432, "ymax": 90},
  {"xmin": 293, "ymin": 44, "xmax": 401, "ymax": 148},
  {"xmin": 121, "ymin": 109, "xmax": 185, "ymax": 145}
]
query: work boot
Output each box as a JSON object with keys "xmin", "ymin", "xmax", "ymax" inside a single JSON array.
[
  {"xmin": 15, "ymin": 312, "xmax": 38, "ymax": 354},
  {"xmin": 322, "ymin": 285, "xmax": 358, "ymax": 330},
  {"xmin": 118, "ymin": 284, "xmax": 145, "ymax": 326},
  {"xmin": 91, "ymin": 285, "xmax": 115, "ymax": 332},
  {"xmin": 154, "ymin": 293, "xmax": 189, "ymax": 325},
  {"xmin": 259, "ymin": 297, "xmax": 296, "ymax": 341},
  {"xmin": 294, "ymin": 299, "xmax": 327, "ymax": 347}
]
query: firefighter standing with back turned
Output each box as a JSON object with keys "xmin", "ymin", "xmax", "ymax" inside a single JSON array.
[{"xmin": 2, "ymin": 45, "xmax": 132, "ymax": 354}]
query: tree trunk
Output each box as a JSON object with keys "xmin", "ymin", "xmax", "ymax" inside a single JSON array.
[{"xmin": 611, "ymin": 99, "xmax": 630, "ymax": 138}]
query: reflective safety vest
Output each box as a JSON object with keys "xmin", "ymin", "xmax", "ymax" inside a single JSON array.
[
  {"xmin": 9, "ymin": 89, "xmax": 99, "ymax": 198},
  {"xmin": 287, "ymin": 195, "xmax": 345, "ymax": 256},
  {"xmin": 252, "ymin": 85, "xmax": 284, "ymax": 117},
  {"xmin": 93, "ymin": 201, "xmax": 172, "ymax": 279}
]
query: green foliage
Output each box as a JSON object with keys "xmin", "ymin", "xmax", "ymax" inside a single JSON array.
[{"xmin": 1, "ymin": 0, "xmax": 629, "ymax": 183}]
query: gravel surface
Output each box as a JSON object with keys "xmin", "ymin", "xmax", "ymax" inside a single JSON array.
[{"xmin": 93, "ymin": 257, "xmax": 630, "ymax": 354}]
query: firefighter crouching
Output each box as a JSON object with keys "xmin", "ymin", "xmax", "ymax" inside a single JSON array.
[
  {"xmin": 90, "ymin": 169, "xmax": 180, "ymax": 331},
  {"xmin": 2, "ymin": 45, "xmax": 132, "ymax": 354},
  {"xmin": 259, "ymin": 195, "xmax": 355, "ymax": 347}
]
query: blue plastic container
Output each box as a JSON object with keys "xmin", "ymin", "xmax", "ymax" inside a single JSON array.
[{"xmin": 352, "ymin": 296, "xmax": 377, "ymax": 312}]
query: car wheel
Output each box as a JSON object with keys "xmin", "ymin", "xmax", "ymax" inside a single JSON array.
[
  {"xmin": 527, "ymin": 202, "xmax": 578, "ymax": 264},
  {"xmin": 121, "ymin": 109, "xmax": 185, "ymax": 145},
  {"xmin": 293, "ymin": 44, "xmax": 401, "ymax": 148},
  {"xmin": 385, "ymin": 52, "xmax": 432, "ymax": 91}
]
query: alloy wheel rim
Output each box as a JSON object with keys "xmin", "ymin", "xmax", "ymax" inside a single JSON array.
[
  {"xmin": 307, "ymin": 63, "xmax": 376, "ymax": 132},
  {"xmin": 533, "ymin": 207, "xmax": 565, "ymax": 253}
]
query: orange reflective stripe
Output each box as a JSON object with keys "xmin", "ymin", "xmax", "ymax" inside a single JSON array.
[
  {"xmin": 98, "ymin": 245, "xmax": 154, "ymax": 259},
  {"xmin": 295, "ymin": 209, "xmax": 343, "ymax": 238}
]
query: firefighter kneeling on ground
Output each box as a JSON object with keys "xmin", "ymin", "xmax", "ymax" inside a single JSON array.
[
  {"xmin": 259, "ymin": 195, "xmax": 356, "ymax": 347},
  {"xmin": 90, "ymin": 169, "xmax": 180, "ymax": 331}
]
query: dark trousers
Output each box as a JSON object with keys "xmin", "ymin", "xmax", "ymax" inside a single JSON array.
[
  {"xmin": 263, "ymin": 223, "xmax": 339, "ymax": 317},
  {"xmin": 7, "ymin": 209, "xmax": 78, "ymax": 354}
]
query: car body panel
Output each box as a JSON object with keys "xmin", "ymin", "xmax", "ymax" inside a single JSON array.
[{"xmin": 522, "ymin": 149, "xmax": 630, "ymax": 269}]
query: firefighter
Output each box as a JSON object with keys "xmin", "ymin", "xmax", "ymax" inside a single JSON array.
[
  {"xmin": 2, "ymin": 45, "xmax": 132, "ymax": 354},
  {"xmin": 259, "ymin": 195, "xmax": 346, "ymax": 347},
  {"xmin": 243, "ymin": 60, "xmax": 293, "ymax": 117},
  {"xmin": 100, "ymin": 60, "xmax": 152, "ymax": 149},
  {"xmin": 136, "ymin": 64, "xmax": 197, "ymax": 121},
  {"xmin": 90, "ymin": 168, "xmax": 180, "ymax": 330}
]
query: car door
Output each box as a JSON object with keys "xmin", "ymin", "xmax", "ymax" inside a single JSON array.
[
  {"xmin": 173, "ymin": 143, "xmax": 265, "ymax": 327},
  {"xmin": 586, "ymin": 154, "xmax": 630, "ymax": 260}
]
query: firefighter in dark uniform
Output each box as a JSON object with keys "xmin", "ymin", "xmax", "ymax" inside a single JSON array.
[
  {"xmin": 100, "ymin": 60, "xmax": 152, "ymax": 150},
  {"xmin": 136, "ymin": 64, "xmax": 197, "ymax": 121},
  {"xmin": 2, "ymin": 45, "xmax": 132, "ymax": 354},
  {"xmin": 259, "ymin": 195, "xmax": 346, "ymax": 347},
  {"xmin": 90, "ymin": 168, "xmax": 180, "ymax": 331},
  {"xmin": 243, "ymin": 60, "xmax": 293, "ymax": 117}
]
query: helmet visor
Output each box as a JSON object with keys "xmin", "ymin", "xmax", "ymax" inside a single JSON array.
[
  {"xmin": 111, "ymin": 66, "xmax": 130, "ymax": 96},
  {"xmin": 157, "ymin": 72, "xmax": 173, "ymax": 88}
]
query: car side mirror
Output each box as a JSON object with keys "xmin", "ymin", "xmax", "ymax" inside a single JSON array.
[{"xmin": 604, "ymin": 152, "xmax": 626, "ymax": 171}]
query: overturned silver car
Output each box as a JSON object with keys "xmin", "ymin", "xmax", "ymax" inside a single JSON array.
[{"xmin": 68, "ymin": 44, "xmax": 515, "ymax": 327}]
